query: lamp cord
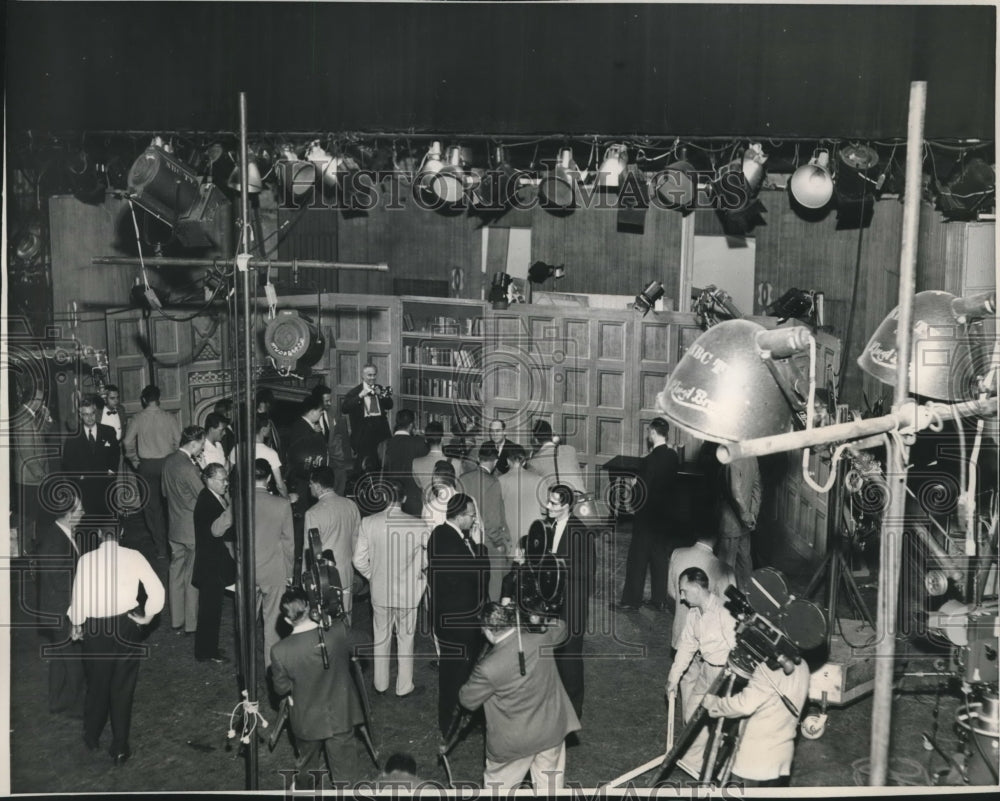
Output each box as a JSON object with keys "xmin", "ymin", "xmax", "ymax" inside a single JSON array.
[{"xmin": 836, "ymin": 186, "xmax": 868, "ymax": 399}]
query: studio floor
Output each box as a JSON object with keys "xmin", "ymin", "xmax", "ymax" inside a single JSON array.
[{"xmin": 7, "ymin": 514, "xmax": 980, "ymax": 794}]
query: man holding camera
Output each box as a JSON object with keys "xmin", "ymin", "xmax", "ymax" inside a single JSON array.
[
  {"xmin": 341, "ymin": 363, "xmax": 393, "ymax": 473},
  {"xmin": 703, "ymin": 655, "xmax": 811, "ymax": 787},
  {"xmin": 270, "ymin": 587, "xmax": 364, "ymax": 789},
  {"xmin": 458, "ymin": 603, "xmax": 580, "ymax": 791},
  {"xmin": 664, "ymin": 566, "xmax": 737, "ymax": 777}
]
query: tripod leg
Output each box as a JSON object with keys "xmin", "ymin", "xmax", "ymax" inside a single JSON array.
[
  {"xmin": 803, "ymin": 553, "xmax": 831, "ymax": 599},
  {"xmin": 718, "ymin": 718, "xmax": 749, "ymax": 785},
  {"xmin": 838, "ymin": 552, "xmax": 875, "ymax": 628},
  {"xmin": 654, "ymin": 669, "xmax": 730, "ymax": 785},
  {"xmin": 699, "ymin": 673, "xmax": 735, "ymax": 783}
]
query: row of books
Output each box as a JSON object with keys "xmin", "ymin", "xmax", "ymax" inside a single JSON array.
[
  {"xmin": 402, "ymin": 345, "xmax": 478, "ymax": 368},
  {"xmin": 402, "ymin": 376, "xmax": 483, "ymax": 400},
  {"xmin": 402, "ymin": 313, "xmax": 483, "ymax": 337}
]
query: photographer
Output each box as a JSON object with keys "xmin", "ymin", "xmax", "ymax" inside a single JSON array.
[
  {"xmin": 270, "ymin": 587, "xmax": 364, "ymax": 789},
  {"xmin": 702, "ymin": 655, "xmax": 810, "ymax": 787},
  {"xmin": 664, "ymin": 566, "xmax": 737, "ymax": 777},
  {"xmin": 458, "ymin": 603, "xmax": 580, "ymax": 791}
]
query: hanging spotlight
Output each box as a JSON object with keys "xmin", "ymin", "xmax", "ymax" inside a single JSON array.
[
  {"xmin": 432, "ymin": 146, "xmax": 470, "ymax": 204},
  {"xmin": 857, "ymin": 289, "xmax": 996, "ymax": 402},
  {"xmin": 653, "ymin": 149, "xmax": 698, "ymax": 210},
  {"xmin": 263, "ymin": 309, "xmax": 327, "ymax": 375},
  {"xmin": 655, "ymin": 320, "xmax": 812, "ymax": 443},
  {"xmin": 596, "ymin": 144, "xmax": 629, "ymax": 189},
  {"xmin": 416, "ymin": 141, "xmax": 445, "ymax": 195},
  {"xmin": 227, "ymin": 155, "xmax": 264, "ymax": 194},
  {"xmin": 834, "ymin": 143, "xmax": 882, "ymax": 229},
  {"xmin": 527, "ymin": 261, "xmax": 566, "ymax": 283},
  {"xmin": 789, "ymin": 149, "xmax": 835, "ymax": 209},
  {"xmin": 277, "ymin": 146, "xmax": 316, "ymax": 201},
  {"xmin": 937, "ymin": 157, "xmax": 995, "ymax": 221},
  {"xmin": 539, "ymin": 147, "xmax": 585, "ymax": 210},
  {"xmin": 633, "ymin": 280, "xmax": 665, "ymax": 316},
  {"xmin": 473, "ymin": 145, "xmax": 521, "ymax": 210}
]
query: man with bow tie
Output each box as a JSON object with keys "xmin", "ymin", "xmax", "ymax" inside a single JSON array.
[
  {"xmin": 99, "ymin": 385, "xmax": 126, "ymax": 444},
  {"xmin": 61, "ymin": 397, "xmax": 120, "ymax": 524},
  {"xmin": 341, "ymin": 364, "xmax": 393, "ymax": 474},
  {"xmin": 35, "ymin": 491, "xmax": 87, "ymax": 717}
]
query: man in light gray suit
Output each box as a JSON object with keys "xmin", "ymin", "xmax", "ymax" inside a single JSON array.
[
  {"xmin": 161, "ymin": 425, "xmax": 206, "ymax": 634},
  {"xmin": 253, "ymin": 459, "xmax": 295, "ymax": 668},
  {"xmin": 304, "ymin": 466, "xmax": 361, "ymax": 621},
  {"xmin": 353, "ymin": 479, "xmax": 429, "ymax": 697}
]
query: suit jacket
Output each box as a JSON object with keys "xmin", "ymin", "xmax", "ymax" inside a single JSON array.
[
  {"xmin": 270, "ymin": 621, "xmax": 365, "ymax": 740},
  {"xmin": 666, "ymin": 542, "xmax": 728, "ymax": 647},
  {"xmin": 254, "ymin": 487, "xmax": 295, "ymax": 589},
  {"xmin": 286, "ymin": 417, "xmax": 329, "ymax": 499},
  {"xmin": 382, "ymin": 432, "xmax": 430, "ymax": 517},
  {"xmin": 353, "ymin": 506, "xmax": 429, "ymax": 609},
  {"xmin": 341, "ymin": 383, "xmax": 393, "ymax": 455},
  {"xmin": 427, "ymin": 522, "xmax": 490, "ymax": 631},
  {"xmin": 525, "ymin": 442, "xmax": 584, "ymax": 494},
  {"xmin": 498, "ymin": 467, "xmax": 546, "ymax": 551},
  {"xmin": 304, "ymin": 492, "xmax": 361, "ymax": 591},
  {"xmin": 459, "ymin": 466, "xmax": 508, "ymax": 553},
  {"xmin": 459, "ymin": 621, "xmax": 580, "ymax": 763},
  {"xmin": 98, "ymin": 404, "xmax": 127, "ymax": 443},
  {"xmin": 61, "ymin": 424, "xmax": 120, "ymax": 479},
  {"xmin": 192, "ymin": 488, "xmax": 236, "ymax": 589},
  {"xmin": 316, "ymin": 410, "xmax": 351, "ymax": 467},
  {"xmin": 719, "ymin": 457, "xmax": 762, "ymax": 537},
  {"xmin": 487, "ymin": 438, "xmax": 516, "ymax": 475},
  {"xmin": 36, "ymin": 521, "xmax": 82, "ymax": 621},
  {"xmin": 634, "ymin": 443, "xmax": 680, "ymax": 530},
  {"xmin": 161, "ymin": 450, "xmax": 204, "ymax": 546}
]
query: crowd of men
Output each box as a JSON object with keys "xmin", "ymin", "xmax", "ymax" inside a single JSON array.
[{"xmin": 13, "ymin": 363, "xmax": 808, "ymax": 789}]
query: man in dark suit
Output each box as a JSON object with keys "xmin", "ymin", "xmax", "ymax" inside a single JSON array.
[
  {"xmin": 270, "ymin": 587, "xmax": 364, "ymax": 788},
  {"xmin": 614, "ymin": 417, "xmax": 680, "ymax": 612},
  {"xmin": 459, "ymin": 443, "xmax": 509, "ymax": 600},
  {"xmin": 61, "ymin": 397, "xmax": 120, "ymax": 523},
  {"xmin": 98, "ymin": 384, "xmax": 127, "ymax": 445},
  {"xmin": 502, "ymin": 483, "xmax": 595, "ymax": 721},
  {"xmin": 192, "ymin": 463, "xmax": 236, "ymax": 663},
  {"xmin": 427, "ymin": 493, "xmax": 490, "ymax": 736},
  {"xmin": 36, "ymin": 492, "xmax": 87, "ymax": 716},
  {"xmin": 311, "ymin": 384, "xmax": 352, "ymax": 497},
  {"xmin": 286, "ymin": 395, "xmax": 329, "ymax": 509},
  {"xmin": 381, "ymin": 409, "xmax": 429, "ymax": 517},
  {"xmin": 341, "ymin": 363, "xmax": 393, "ymax": 474},
  {"xmin": 485, "ymin": 418, "xmax": 518, "ymax": 476},
  {"xmin": 253, "ymin": 459, "xmax": 294, "ymax": 668}
]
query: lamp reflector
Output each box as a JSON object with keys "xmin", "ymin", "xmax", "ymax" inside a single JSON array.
[{"xmin": 789, "ymin": 150, "xmax": 834, "ymax": 209}]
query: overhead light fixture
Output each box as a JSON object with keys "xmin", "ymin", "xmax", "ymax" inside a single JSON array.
[
  {"xmin": 432, "ymin": 146, "xmax": 470, "ymax": 204},
  {"xmin": 539, "ymin": 147, "xmax": 585, "ymax": 210},
  {"xmin": 596, "ymin": 144, "xmax": 629, "ymax": 189},
  {"xmin": 228, "ymin": 156, "xmax": 264, "ymax": 194},
  {"xmin": 264, "ymin": 309, "xmax": 327, "ymax": 375},
  {"xmin": 655, "ymin": 320, "xmax": 812, "ymax": 443},
  {"xmin": 527, "ymin": 261, "xmax": 565, "ymax": 283},
  {"xmin": 633, "ymin": 280, "xmax": 665, "ymax": 316},
  {"xmin": 713, "ymin": 144, "xmax": 769, "ymax": 235},
  {"xmin": 278, "ymin": 146, "xmax": 316, "ymax": 201},
  {"xmin": 127, "ymin": 144, "xmax": 229, "ymax": 247},
  {"xmin": 473, "ymin": 145, "xmax": 521, "ymax": 211},
  {"xmin": 789, "ymin": 149, "xmax": 834, "ymax": 209},
  {"xmin": 937, "ymin": 157, "xmax": 995, "ymax": 221},
  {"xmin": 653, "ymin": 149, "xmax": 697, "ymax": 210},
  {"xmin": 416, "ymin": 141, "xmax": 445, "ymax": 195},
  {"xmin": 835, "ymin": 143, "xmax": 882, "ymax": 229},
  {"xmin": 858, "ymin": 289, "xmax": 996, "ymax": 402}
]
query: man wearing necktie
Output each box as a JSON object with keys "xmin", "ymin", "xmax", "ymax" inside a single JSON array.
[
  {"xmin": 61, "ymin": 398, "xmax": 120, "ymax": 524},
  {"xmin": 341, "ymin": 364, "xmax": 393, "ymax": 475},
  {"xmin": 426, "ymin": 493, "xmax": 490, "ymax": 736},
  {"xmin": 310, "ymin": 383, "xmax": 352, "ymax": 496}
]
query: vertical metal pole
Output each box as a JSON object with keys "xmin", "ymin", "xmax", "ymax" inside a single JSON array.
[
  {"xmin": 868, "ymin": 80, "xmax": 925, "ymax": 786},
  {"xmin": 236, "ymin": 91, "xmax": 259, "ymax": 791}
]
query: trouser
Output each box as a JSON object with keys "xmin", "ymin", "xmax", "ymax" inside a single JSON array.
[
  {"xmin": 620, "ymin": 523, "xmax": 672, "ymax": 606},
  {"xmin": 434, "ymin": 625, "xmax": 481, "ymax": 736},
  {"xmin": 81, "ymin": 613, "xmax": 143, "ymax": 755},
  {"xmin": 677, "ymin": 656, "xmax": 725, "ymax": 778},
  {"xmin": 483, "ymin": 741, "xmax": 567, "ymax": 791},
  {"xmin": 194, "ymin": 582, "xmax": 224, "ymax": 659},
  {"xmin": 555, "ymin": 605, "xmax": 587, "ymax": 720},
  {"xmin": 488, "ymin": 548, "xmax": 511, "ymax": 603},
  {"xmin": 257, "ymin": 583, "xmax": 284, "ymax": 668},
  {"xmin": 137, "ymin": 458, "xmax": 168, "ymax": 556},
  {"xmin": 42, "ymin": 624, "xmax": 85, "ymax": 715},
  {"xmin": 293, "ymin": 729, "xmax": 359, "ymax": 788},
  {"xmin": 732, "ymin": 775, "xmax": 789, "ymax": 788},
  {"xmin": 717, "ymin": 532, "xmax": 753, "ymax": 591},
  {"xmin": 168, "ymin": 540, "xmax": 198, "ymax": 632},
  {"xmin": 371, "ymin": 604, "xmax": 417, "ymax": 695}
]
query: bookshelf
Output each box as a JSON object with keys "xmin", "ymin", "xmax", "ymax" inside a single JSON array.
[{"xmin": 398, "ymin": 297, "xmax": 487, "ymax": 435}]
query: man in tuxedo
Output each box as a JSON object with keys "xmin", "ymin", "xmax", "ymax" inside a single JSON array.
[
  {"xmin": 304, "ymin": 467, "xmax": 361, "ymax": 621},
  {"xmin": 253, "ymin": 459, "xmax": 295, "ymax": 668},
  {"xmin": 341, "ymin": 364, "xmax": 393, "ymax": 474},
  {"xmin": 502, "ymin": 483, "xmax": 595, "ymax": 721},
  {"xmin": 99, "ymin": 385, "xmax": 126, "ymax": 444},
  {"xmin": 192, "ymin": 464, "xmax": 236, "ymax": 663},
  {"xmin": 614, "ymin": 417, "xmax": 680, "ymax": 612},
  {"xmin": 161, "ymin": 426, "xmax": 207, "ymax": 634},
  {"xmin": 36, "ymin": 492, "xmax": 87, "ymax": 716},
  {"xmin": 352, "ymin": 479, "xmax": 430, "ymax": 697},
  {"xmin": 460, "ymin": 443, "xmax": 509, "ymax": 601},
  {"xmin": 381, "ymin": 409, "xmax": 429, "ymax": 518},
  {"xmin": 270, "ymin": 587, "xmax": 364, "ymax": 788},
  {"xmin": 311, "ymin": 384, "xmax": 352, "ymax": 497},
  {"xmin": 61, "ymin": 397, "xmax": 120, "ymax": 523},
  {"xmin": 427, "ymin": 493, "xmax": 490, "ymax": 736}
]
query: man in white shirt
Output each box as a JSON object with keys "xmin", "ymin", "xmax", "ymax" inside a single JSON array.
[
  {"xmin": 100, "ymin": 385, "xmax": 125, "ymax": 442},
  {"xmin": 667, "ymin": 535, "xmax": 727, "ymax": 650},
  {"xmin": 200, "ymin": 412, "xmax": 230, "ymax": 470},
  {"xmin": 69, "ymin": 527, "xmax": 165, "ymax": 765},
  {"xmin": 353, "ymin": 479, "xmax": 430, "ymax": 697},
  {"xmin": 664, "ymin": 566, "xmax": 738, "ymax": 778}
]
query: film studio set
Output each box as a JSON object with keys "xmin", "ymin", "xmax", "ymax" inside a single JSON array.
[{"xmin": 4, "ymin": 2, "xmax": 998, "ymax": 795}]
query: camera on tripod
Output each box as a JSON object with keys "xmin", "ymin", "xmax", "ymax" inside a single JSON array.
[
  {"xmin": 723, "ymin": 568, "xmax": 827, "ymax": 678},
  {"xmin": 300, "ymin": 528, "xmax": 346, "ymax": 629}
]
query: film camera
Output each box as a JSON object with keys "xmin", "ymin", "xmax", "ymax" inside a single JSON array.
[
  {"xmin": 301, "ymin": 528, "xmax": 346, "ymax": 629},
  {"xmin": 501, "ymin": 519, "xmax": 566, "ymax": 630},
  {"xmin": 722, "ymin": 568, "xmax": 827, "ymax": 678}
]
